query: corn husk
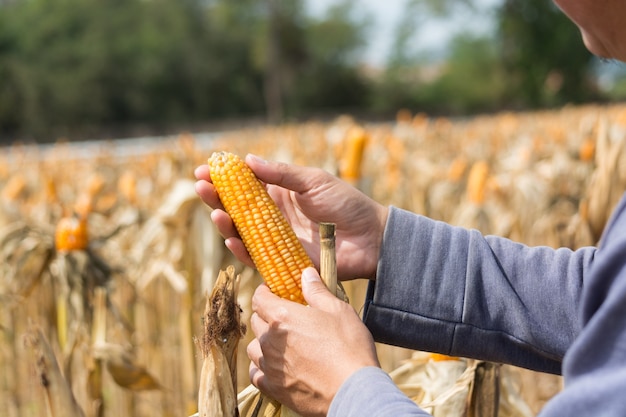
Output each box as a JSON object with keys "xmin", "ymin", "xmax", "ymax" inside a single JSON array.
[
  {"xmin": 196, "ymin": 266, "xmax": 246, "ymax": 417},
  {"xmin": 389, "ymin": 352, "xmax": 533, "ymax": 417},
  {"xmin": 0, "ymin": 221, "xmax": 54, "ymax": 298},
  {"xmin": 585, "ymin": 117, "xmax": 626, "ymax": 242}
]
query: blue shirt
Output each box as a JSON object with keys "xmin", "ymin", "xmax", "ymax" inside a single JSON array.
[{"xmin": 329, "ymin": 194, "xmax": 626, "ymax": 416}]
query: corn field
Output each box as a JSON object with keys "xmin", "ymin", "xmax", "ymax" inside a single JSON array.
[{"xmin": 2, "ymin": 103, "xmax": 626, "ymax": 416}]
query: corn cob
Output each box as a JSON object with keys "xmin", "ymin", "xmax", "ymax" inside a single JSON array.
[
  {"xmin": 55, "ymin": 214, "xmax": 89, "ymax": 252},
  {"xmin": 339, "ymin": 125, "xmax": 368, "ymax": 185},
  {"xmin": 208, "ymin": 152, "xmax": 313, "ymax": 304},
  {"xmin": 467, "ymin": 160, "xmax": 490, "ymax": 206},
  {"xmin": 579, "ymin": 137, "xmax": 595, "ymax": 162}
]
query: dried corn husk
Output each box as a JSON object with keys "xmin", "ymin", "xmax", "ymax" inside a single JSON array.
[
  {"xmin": 236, "ymin": 383, "xmax": 303, "ymax": 416},
  {"xmin": 92, "ymin": 342, "xmax": 162, "ymax": 391},
  {"xmin": 390, "ymin": 352, "xmax": 533, "ymax": 417},
  {"xmin": 585, "ymin": 117, "xmax": 626, "ymax": 241},
  {"xmin": 390, "ymin": 355, "xmax": 474, "ymax": 416},
  {"xmin": 196, "ymin": 266, "xmax": 246, "ymax": 417},
  {"xmin": 0, "ymin": 221, "xmax": 54, "ymax": 297}
]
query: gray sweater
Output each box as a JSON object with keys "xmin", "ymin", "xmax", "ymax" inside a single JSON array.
[{"xmin": 329, "ymin": 193, "xmax": 626, "ymax": 416}]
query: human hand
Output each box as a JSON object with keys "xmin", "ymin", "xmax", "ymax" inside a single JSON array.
[
  {"xmin": 247, "ymin": 267, "xmax": 380, "ymax": 417},
  {"xmin": 194, "ymin": 154, "xmax": 388, "ymax": 281}
]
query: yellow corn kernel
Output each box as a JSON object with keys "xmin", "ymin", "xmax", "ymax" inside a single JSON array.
[{"xmin": 208, "ymin": 152, "xmax": 313, "ymax": 304}]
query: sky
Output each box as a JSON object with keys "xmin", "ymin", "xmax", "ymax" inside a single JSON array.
[{"xmin": 306, "ymin": 0, "xmax": 501, "ymax": 67}]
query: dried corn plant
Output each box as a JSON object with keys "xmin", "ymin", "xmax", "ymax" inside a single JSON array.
[
  {"xmin": 3, "ymin": 103, "xmax": 626, "ymax": 416},
  {"xmin": 388, "ymin": 352, "xmax": 535, "ymax": 417}
]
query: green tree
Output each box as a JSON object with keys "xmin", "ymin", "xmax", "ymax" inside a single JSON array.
[
  {"xmin": 0, "ymin": 0, "xmax": 230, "ymax": 139},
  {"xmin": 373, "ymin": 0, "xmax": 485, "ymax": 115},
  {"xmin": 0, "ymin": 0, "xmax": 372, "ymax": 140},
  {"xmin": 497, "ymin": 0, "xmax": 596, "ymax": 107},
  {"xmin": 288, "ymin": 0, "xmax": 371, "ymax": 115},
  {"xmin": 373, "ymin": 0, "xmax": 600, "ymax": 115},
  {"xmin": 418, "ymin": 33, "xmax": 508, "ymax": 114},
  {"xmin": 205, "ymin": 0, "xmax": 268, "ymax": 117},
  {"xmin": 386, "ymin": 0, "xmax": 473, "ymax": 68}
]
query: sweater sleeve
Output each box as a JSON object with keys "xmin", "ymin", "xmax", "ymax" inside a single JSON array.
[
  {"xmin": 328, "ymin": 367, "xmax": 432, "ymax": 417},
  {"xmin": 536, "ymin": 194, "xmax": 626, "ymax": 416},
  {"xmin": 363, "ymin": 206, "xmax": 596, "ymax": 374},
  {"xmin": 331, "ymin": 195, "xmax": 626, "ymax": 416}
]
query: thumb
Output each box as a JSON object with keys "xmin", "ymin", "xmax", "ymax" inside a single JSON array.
[
  {"xmin": 245, "ymin": 153, "xmax": 318, "ymax": 194},
  {"xmin": 301, "ymin": 267, "xmax": 337, "ymax": 309}
]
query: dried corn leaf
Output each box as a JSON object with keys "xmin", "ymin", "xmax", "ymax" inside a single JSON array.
[
  {"xmin": 92, "ymin": 342, "xmax": 162, "ymax": 391},
  {"xmin": 24, "ymin": 325, "xmax": 86, "ymax": 417},
  {"xmin": 586, "ymin": 126, "xmax": 626, "ymax": 240},
  {"xmin": 238, "ymin": 384, "xmax": 281, "ymax": 417},
  {"xmin": 0, "ymin": 222, "xmax": 54, "ymax": 297},
  {"xmin": 237, "ymin": 385, "xmax": 303, "ymax": 417}
]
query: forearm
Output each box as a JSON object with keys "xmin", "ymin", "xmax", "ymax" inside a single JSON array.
[{"xmin": 364, "ymin": 206, "xmax": 595, "ymax": 374}]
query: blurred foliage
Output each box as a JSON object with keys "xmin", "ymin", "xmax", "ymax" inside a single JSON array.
[
  {"xmin": 288, "ymin": 1, "xmax": 370, "ymax": 115},
  {"xmin": 0, "ymin": 0, "xmax": 369, "ymax": 140},
  {"xmin": 371, "ymin": 33, "xmax": 508, "ymax": 115},
  {"xmin": 420, "ymin": 34, "xmax": 509, "ymax": 114},
  {"xmin": 0, "ymin": 0, "xmax": 619, "ymax": 141},
  {"xmin": 372, "ymin": 0, "xmax": 604, "ymax": 116},
  {"xmin": 607, "ymin": 69, "xmax": 626, "ymax": 100},
  {"xmin": 1, "ymin": 0, "xmax": 222, "ymax": 137},
  {"xmin": 498, "ymin": 0, "xmax": 597, "ymax": 107}
]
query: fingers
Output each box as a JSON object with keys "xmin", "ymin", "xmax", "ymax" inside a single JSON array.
[
  {"xmin": 195, "ymin": 165, "xmax": 255, "ymax": 266},
  {"xmin": 301, "ymin": 267, "xmax": 341, "ymax": 310},
  {"xmin": 248, "ymin": 312, "xmax": 272, "ymax": 392},
  {"xmin": 249, "ymin": 360, "xmax": 263, "ymax": 389},
  {"xmin": 245, "ymin": 154, "xmax": 325, "ymax": 194},
  {"xmin": 198, "ymin": 155, "xmax": 328, "ymax": 207},
  {"xmin": 247, "ymin": 336, "xmax": 262, "ymax": 368},
  {"xmin": 210, "ymin": 209, "xmax": 250, "ymax": 261},
  {"xmin": 209, "ymin": 209, "xmax": 236, "ymax": 237},
  {"xmin": 194, "ymin": 165, "xmax": 223, "ymax": 210},
  {"xmin": 251, "ymin": 269, "xmax": 340, "ymax": 324},
  {"xmin": 224, "ymin": 237, "xmax": 255, "ymax": 268},
  {"xmin": 249, "ymin": 311, "xmax": 270, "ymax": 341},
  {"xmin": 193, "ymin": 164, "xmax": 211, "ymax": 181},
  {"xmin": 247, "ymin": 338, "xmax": 265, "ymax": 388},
  {"xmin": 251, "ymin": 283, "xmax": 303, "ymax": 326}
]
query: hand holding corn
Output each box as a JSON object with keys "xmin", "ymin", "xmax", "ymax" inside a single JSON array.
[
  {"xmin": 194, "ymin": 153, "xmax": 389, "ymax": 282},
  {"xmin": 247, "ymin": 266, "xmax": 380, "ymax": 417}
]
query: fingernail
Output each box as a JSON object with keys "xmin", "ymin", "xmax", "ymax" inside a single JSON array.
[{"xmin": 302, "ymin": 267, "xmax": 319, "ymax": 283}]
